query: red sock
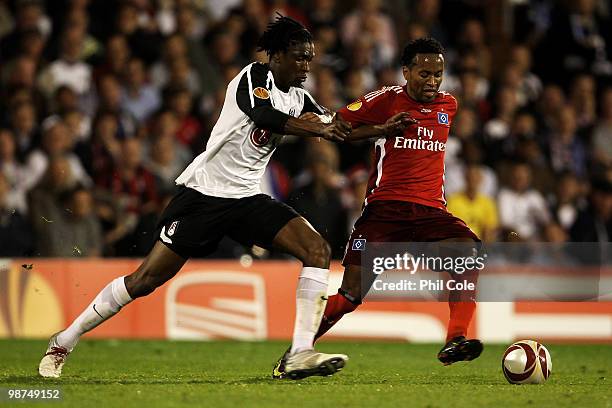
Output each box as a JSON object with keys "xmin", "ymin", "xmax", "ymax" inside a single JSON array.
[
  {"xmin": 314, "ymin": 291, "xmax": 359, "ymax": 343},
  {"xmin": 446, "ymin": 301, "xmax": 476, "ymax": 342},
  {"xmin": 446, "ymin": 270, "xmax": 478, "ymax": 342}
]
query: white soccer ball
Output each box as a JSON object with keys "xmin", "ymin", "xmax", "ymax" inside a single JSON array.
[{"xmin": 502, "ymin": 340, "xmax": 552, "ymax": 384}]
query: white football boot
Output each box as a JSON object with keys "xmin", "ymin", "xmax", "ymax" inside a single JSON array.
[
  {"xmin": 284, "ymin": 349, "xmax": 348, "ymax": 380},
  {"xmin": 38, "ymin": 332, "xmax": 71, "ymax": 378}
]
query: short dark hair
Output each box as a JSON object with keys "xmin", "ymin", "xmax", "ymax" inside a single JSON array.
[
  {"xmin": 401, "ymin": 38, "xmax": 445, "ymax": 67},
  {"xmin": 257, "ymin": 14, "xmax": 312, "ymax": 56}
]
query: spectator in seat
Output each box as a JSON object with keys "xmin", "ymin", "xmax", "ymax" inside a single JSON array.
[
  {"xmin": 0, "ymin": 128, "xmax": 29, "ymax": 214},
  {"xmin": 549, "ymin": 171, "xmax": 584, "ymax": 230},
  {"xmin": 570, "ymin": 177, "xmax": 612, "ymax": 242},
  {"xmin": 548, "ymin": 105, "xmax": 587, "ymax": 178},
  {"xmin": 165, "ymin": 86, "xmax": 202, "ymax": 151},
  {"xmin": 94, "ymin": 74, "xmax": 137, "ymax": 139},
  {"xmin": 0, "ymin": 172, "xmax": 34, "ymax": 256},
  {"xmin": 447, "ymin": 164, "xmax": 499, "ymax": 242},
  {"xmin": 120, "ymin": 57, "xmax": 161, "ymax": 124},
  {"xmin": 24, "ymin": 119, "xmax": 91, "ymax": 191},
  {"xmin": 498, "ymin": 162, "xmax": 551, "ymax": 240},
  {"xmin": 98, "ymin": 138, "xmax": 159, "ymax": 256},
  {"xmin": 591, "ymin": 87, "xmax": 612, "ymax": 171},
  {"xmin": 28, "ymin": 155, "xmax": 78, "ymax": 251},
  {"xmin": 34, "ymin": 186, "xmax": 102, "ymax": 257},
  {"xmin": 8, "ymin": 100, "xmax": 39, "ymax": 162},
  {"xmin": 37, "ymin": 24, "xmax": 92, "ymax": 97}
]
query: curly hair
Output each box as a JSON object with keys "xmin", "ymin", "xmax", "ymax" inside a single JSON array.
[
  {"xmin": 401, "ymin": 38, "xmax": 445, "ymax": 67},
  {"xmin": 256, "ymin": 14, "xmax": 313, "ymax": 56}
]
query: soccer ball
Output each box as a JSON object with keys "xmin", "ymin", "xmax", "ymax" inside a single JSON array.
[{"xmin": 502, "ymin": 340, "xmax": 552, "ymax": 384}]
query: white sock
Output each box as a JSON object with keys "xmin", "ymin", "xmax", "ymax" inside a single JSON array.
[
  {"xmin": 57, "ymin": 276, "xmax": 133, "ymax": 350},
  {"xmin": 290, "ymin": 267, "xmax": 329, "ymax": 354}
]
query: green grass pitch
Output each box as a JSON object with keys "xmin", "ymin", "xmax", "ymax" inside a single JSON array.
[{"xmin": 1, "ymin": 339, "xmax": 611, "ymax": 407}]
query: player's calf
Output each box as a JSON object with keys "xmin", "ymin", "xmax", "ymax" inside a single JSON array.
[{"xmin": 124, "ymin": 244, "xmax": 186, "ymax": 298}]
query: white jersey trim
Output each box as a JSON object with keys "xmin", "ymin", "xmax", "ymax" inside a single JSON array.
[
  {"xmin": 247, "ymin": 65, "xmax": 255, "ymax": 108},
  {"xmin": 364, "ymin": 86, "xmax": 403, "ymax": 102}
]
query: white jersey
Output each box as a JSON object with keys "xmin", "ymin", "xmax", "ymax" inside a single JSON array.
[{"xmin": 175, "ymin": 62, "xmax": 330, "ymax": 198}]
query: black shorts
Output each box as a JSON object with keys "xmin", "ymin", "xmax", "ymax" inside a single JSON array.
[{"xmin": 156, "ymin": 187, "xmax": 299, "ymax": 258}]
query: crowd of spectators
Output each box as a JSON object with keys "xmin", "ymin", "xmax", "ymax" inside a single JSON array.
[{"xmin": 0, "ymin": 0, "xmax": 610, "ymax": 258}]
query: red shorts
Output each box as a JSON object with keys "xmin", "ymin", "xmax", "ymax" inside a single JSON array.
[{"xmin": 343, "ymin": 200, "xmax": 479, "ymax": 266}]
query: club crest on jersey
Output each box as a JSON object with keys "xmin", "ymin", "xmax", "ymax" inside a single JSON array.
[
  {"xmin": 167, "ymin": 221, "xmax": 179, "ymax": 236},
  {"xmin": 253, "ymin": 87, "xmax": 270, "ymax": 100},
  {"xmin": 347, "ymin": 100, "xmax": 362, "ymax": 111},
  {"xmin": 250, "ymin": 127, "xmax": 271, "ymax": 147},
  {"xmin": 437, "ymin": 112, "xmax": 449, "ymax": 125},
  {"xmin": 352, "ymin": 238, "xmax": 366, "ymax": 251}
]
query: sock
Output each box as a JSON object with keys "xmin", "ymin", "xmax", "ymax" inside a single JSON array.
[
  {"xmin": 290, "ymin": 267, "xmax": 329, "ymax": 354},
  {"xmin": 314, "ymin": 289, "xmax": 360, "ymax": 343},
  {"xmin": 446, "ymin": 270, "xmax": 478, "ymax": 342},
  {"xmin": 57, "ymin": 276, "xmax": 133, "ymax": 350},
  {"xmin": 446, "ymin": 301, "xmax": 476, "ymax": 342}
]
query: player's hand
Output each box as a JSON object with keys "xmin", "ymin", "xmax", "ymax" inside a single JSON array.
[
  {"xmin": 382, "ymin": 112, "xmax": 418, "ymax": 136},
  {"xmin": 299, "ymin": 112, "xmax": 323, "ymax": 123},
  {"xmin": 320, "ymin": 116, "xmax": 351, "ymax": 142},
  {"xmin": 334, "ymin": 114, "xmax": 352, "ymax": 132}
]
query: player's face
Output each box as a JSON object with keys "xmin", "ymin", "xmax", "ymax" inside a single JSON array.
[
  {"xmin": 275, "ymin": 42, "xmax": 314, "ymax": 89},
  {"xmin": 403, "ymin": 53, "xmax": 444, "ymax": 103}
]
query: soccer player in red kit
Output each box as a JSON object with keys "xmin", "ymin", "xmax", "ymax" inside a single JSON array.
[{"xmin": 273, "ymin": 38, "xmax": 482, "ymax": 378}]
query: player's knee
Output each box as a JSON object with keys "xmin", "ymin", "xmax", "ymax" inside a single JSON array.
[{"xmin": 303, "ymin": 238, "xmax": 331, "ymax": 268}]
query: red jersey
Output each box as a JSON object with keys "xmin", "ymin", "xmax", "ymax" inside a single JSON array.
[{"xmin": 338, "ymin": 85, "xmax": 457, "ymax": 211}]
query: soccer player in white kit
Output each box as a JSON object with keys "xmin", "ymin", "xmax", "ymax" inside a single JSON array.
[{"xmin": 39, "ymin": 15, "xmax": 351, "ymax": 381}]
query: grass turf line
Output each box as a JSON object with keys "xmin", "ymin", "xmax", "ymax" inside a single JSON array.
[{"xmin": 1, "ymin": 340, "xmax": 611, "ymax": 408}]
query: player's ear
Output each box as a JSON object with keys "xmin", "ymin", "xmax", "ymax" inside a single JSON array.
[{"xmin": 402, "ymin": 66, "xmax": 410, "ymax": 81}]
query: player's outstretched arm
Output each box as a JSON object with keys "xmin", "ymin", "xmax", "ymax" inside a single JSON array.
[
  {"xmin": 343, "ymin": 112, "xmax": 417, "ymax": 142},
  {"xmin": 284, "ymin": 115, "xmax": 351, "ymax": 142},
  {"xmin": 236, "ymin": 64, "xmax": 350, "ymax": 142}
]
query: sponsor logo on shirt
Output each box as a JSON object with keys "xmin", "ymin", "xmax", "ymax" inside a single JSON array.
[
  {"xmin": 347, "ymin": 100, "xmax": 363, "ymax": 111},
  {"xmin": 393, "ymin": 126, "xmax": 446, "ymax": 152},
  {"xmin": 253, "ymin": 87, "xmax": 270, "ymax": 99},
  {"xmin": 437, "ymin": 112, "xmax": 449, "ymax": 125},
  {"xmin": 250, "ymin": 127, "xmax": 271, "ymax": 147}
]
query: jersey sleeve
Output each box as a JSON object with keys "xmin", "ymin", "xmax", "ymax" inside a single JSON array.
[
  {"xmin": 338, "ymin": 88, "xmax": 395, "ymax": 128},
  {"xmin": 337, "ymin": 88, "xmax": 395, "ymax": 127},
  {"xmin": 300, "ymin": 91, "xmax": 333, "ymax": 123},
  {"xmin": 236, "ymin": 63, "xmax": 291, "ymax": 133}
]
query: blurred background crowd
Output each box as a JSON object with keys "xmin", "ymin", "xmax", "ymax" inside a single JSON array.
[{"xmin": 0, "ymin": 0, "xmax": 610, "ymax": 259}]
